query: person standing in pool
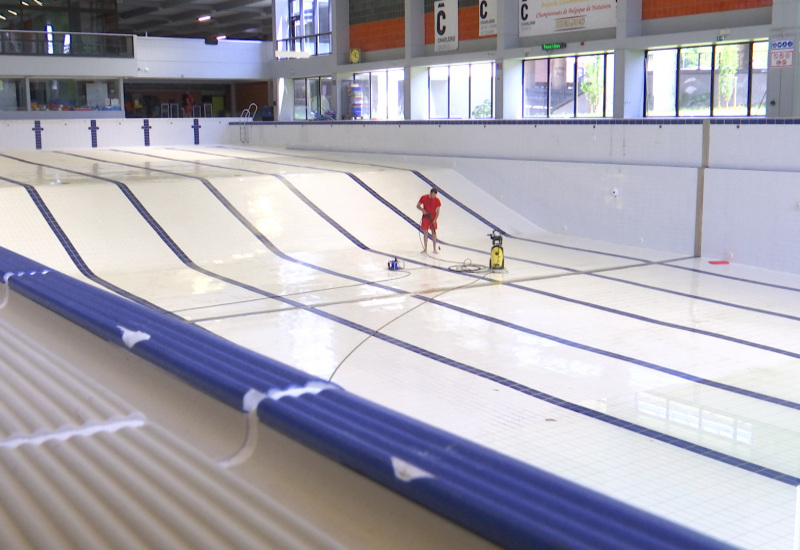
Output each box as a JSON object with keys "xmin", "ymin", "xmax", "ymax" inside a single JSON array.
[{"xmin": 417, "ymin": 188, "xmax": 441, "ymax": 254}]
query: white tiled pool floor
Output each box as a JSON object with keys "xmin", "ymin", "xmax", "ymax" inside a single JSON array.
[{"xmin": 1, "ymin": 145, "xmax": 799, "ymax": 549}]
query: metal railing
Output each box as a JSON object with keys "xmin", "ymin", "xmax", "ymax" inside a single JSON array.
[
  {"xmin": 0, "ymin": 29, "xmax": 134, "ymax": 58},
  {"xmin": 275, "ymin": 32, "xmax": 332, "ymax": 58}
]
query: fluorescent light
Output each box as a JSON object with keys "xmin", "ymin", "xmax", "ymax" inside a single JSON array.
[
  {"xmin": 216, "ymin": 35, "xmax": 227, "ymax": 40},
  {"xmin": 21, "ymin": 2, "xmax": 30, "ymax": 6},
  {"xmin": 197, "ymin": 15, "xmax": 211, "ymax": 22},
  {"xmin": 8, "ymin": 9, "xmax": 17, "ymax": 15}
]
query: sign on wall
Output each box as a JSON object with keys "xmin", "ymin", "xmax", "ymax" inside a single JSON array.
[
  {"xmin": 479, "ymin": 0, "xmax": 497, "ymax": 36},
  {"xmin": 435, "ymin": 0, "xmax": 459, "ymax": 52},
  {"xmin": 770, "ymin": 39, "xmax": 794, "ymax": 68},
  {"xmin": 519, "ymin": 0, "xmax": 616, "ymax": 37}
]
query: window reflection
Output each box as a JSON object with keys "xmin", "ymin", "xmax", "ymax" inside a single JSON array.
[
  {"xmin": 646, "ymin": 41, "xmax": 767, "ymax": 118},
  {"xmin": 524, "ymin": 53, "xmax": 614, "ymax": 119}
]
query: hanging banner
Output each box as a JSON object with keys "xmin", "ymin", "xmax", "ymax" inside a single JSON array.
[
  {"xmin": 479, "ymin": 0, "xmax": 497, "ymax": 37},
  {"xmin": 519, "ymin": 0, "xmax": 616, "ymax": 37},
  {"xmin": 434, "ymin": 0, "xmax": 458, "ymax": 52}
]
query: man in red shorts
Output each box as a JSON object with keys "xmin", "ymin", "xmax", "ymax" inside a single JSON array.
[{"xmin": 417, "ymin": 188, "xmax": 441, "ymax": 253}]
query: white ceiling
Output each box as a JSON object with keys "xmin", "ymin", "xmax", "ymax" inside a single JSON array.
[{"xmin": 115, "ymin": 0, "xmax": 273, "ymax": 41}]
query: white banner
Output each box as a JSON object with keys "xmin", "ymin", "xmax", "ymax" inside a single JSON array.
[
  {"xmin": 519, "ymin": 0, "xmax": 616, "ymax": 37},
  {"xmin": 434, "ymin": 0, "xmax": 458, "ymax": 52},
  {"xmin": 479, "ymin": 0, "xmax": 497, "ymax": 37}
]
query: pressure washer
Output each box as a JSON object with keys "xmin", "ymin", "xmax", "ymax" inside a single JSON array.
[{"xmin": 489, "ymin": 230, "xmax": 504, "ymax": 271}]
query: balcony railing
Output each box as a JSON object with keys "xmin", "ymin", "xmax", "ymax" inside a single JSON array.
[
  {"xmin": 0, "ymin": 29, "xmax": 134, "ymax": 58},
  {"xmin": 275, "ymin": 32, "xmax": 332, "ymax": 58}
]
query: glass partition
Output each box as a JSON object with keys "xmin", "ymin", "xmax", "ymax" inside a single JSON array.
[
  {"xmin": 29, "ymin": 78, "xmax": 120, "ymax": 112},
  {"xmin": 647, "ymin": 41, "xmax": 767, "ymax": 117},
  {"xmin": 293, "ymin": 76, "xmax": 335, "ymax": 120},
  {"xmin": 347, "ymin": 69, "xmax": 404, "ymax": 120},
  {"xmin": 0, "ymin": 30, "xmax": 133, "ymax": 58},
  {"xmin": 524, "ymin": 53, "xmax": 613, "ymax": 119},
  {"xmin": 0, "ymin": 79, "xmax": 26, "ymax": 111},
  {"xmin": 428, "ymin": 62, "xmax": 495, "ymax": 120},
  {"xmin": 678, "ymin": 46, "xmax": 712, "ymax": 116}
]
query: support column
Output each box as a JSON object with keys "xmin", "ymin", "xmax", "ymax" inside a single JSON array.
[
  {"xmin": 767, "ymin": 1, "xmax": 800, "ymax": 117},
  {"xmin": 404, "ymin": 0, "xmax": 425, "ymax": 120},
  {"xmin": 613, "ymin": 0, "xmax": 644, "ymax": 119}
]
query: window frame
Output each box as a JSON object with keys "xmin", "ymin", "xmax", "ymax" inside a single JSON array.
[{"xmin": 645, "ymin": 40, "xmax": 768, "ymax": 118}]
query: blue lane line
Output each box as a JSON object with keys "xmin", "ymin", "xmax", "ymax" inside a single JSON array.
[
  {"xmin": 228, "ymin": 146, "xmax": 800, "ymax": 292},
  {"xmin": 63, "ymin": 149, "xmax": 800, "ymax": 401},
  {"xmin": 427, "ymin": 297, "xmax": 800, "ymax": 411},
  {"xmin": 60, "ymin": 149, "xmax": 800, "ymax": 377},
  {"xmin": 0, "ymin": 174, "xmax": 170, "ymax": 315},
  {"xmin": 591, "ymin": 271, "xmax": 800, "ymax": 323},
  {"xmin": 274, "ymin": 174, "xmax": 369, "ymax": 250},
  {"xmin": 32, "ymin": 150, "xmax": 800, "ymax": 485},
  {"xmin": 309, "ymin": 303, "xmax": 800, "ymax": 487}
]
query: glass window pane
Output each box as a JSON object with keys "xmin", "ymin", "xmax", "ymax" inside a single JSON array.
[
  {"xmin": 370, "ymin": 72, "xmax": 384, "ymax": 119},
  {"xmin": 605, "ymin": 53, "xmax": 615, "ymax": 117},
  {"xmin": 646, "ymin": 49, "xmax": 677, "ymax": 117},
  {"xmin": 523, "ymin": 59, "xmax": 548, "ymax": 118},
  {"xmin": 345, "ymin": 77, "xmax": 367, "ymax": 119},
  {"xmin": 320, "ymin": 76, "xmax": 335, "ymax": 119},
  {"xmin": 713, "ymin": 43, "xmax": 749, "ymax": 116},
  {"xmin": 355, "ymin": 73, "xmax": 371, "ymax": 117},
  {"xmin": 678, "ymin": 46, "xmax": 712, "ymax": 116},
  {"xmin": 750, "ymin": 41, "xmax": 768, "ymax": 116},
  {"xmin": 0, "ymin": 79, "xmax": 26, "ymax": 111},
  {"xmin": 28, "ymin": 78, "xmax": 118, "ymax": 111},
  {"xmin": 387, "ymin": 68, "xmax": 404, "ymax": 120},
  {"xmin": 449, "ymin": 64, "xmax": 470, "ymax": 119},
  {"xmin": 470, "ymin": 62, "xmax": 494, "ymax": 118},
  {"xmin": 576, "ymin": 54, "xmax": 604, "ymax": 117},
  {"xmin": 293, "ymin": 78, "xmax": 307, "ymax": 120},
  {"xmin": 306, "ymin": 78, "xmax": 320, "ymax": 119},
  {"xmin": 549, "ymin": 57, "xmax": 575, "ymax": 117},
  {"xmin": 429, "ymin": 66, "xmax": 449, "ymax": 119}
]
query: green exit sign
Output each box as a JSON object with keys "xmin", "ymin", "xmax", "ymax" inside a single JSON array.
[{"xmin": 542, "ymin": 43, "xmax": 567, "ymax": 51}]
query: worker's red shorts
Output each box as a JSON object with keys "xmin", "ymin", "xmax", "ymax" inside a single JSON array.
[{"xmin": 421, "ymin": 216, "xmax": 437, "ymax": 231}]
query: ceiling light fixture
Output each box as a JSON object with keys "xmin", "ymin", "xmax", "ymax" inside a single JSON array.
[
  {"xmin": 197, "ymin": 15, "xmax": 211, "ymax": 22},
  {"xmin": 21, "ymin": 2, "xmax": 30, "ymax": 7},
  {"xmin": 33, "ymin": 0, "xmax": 42, "ymax": 5},
  {"xmin": 216, "ymin": 35, "xmax": 227, "ymax": 40},
  {"xmin": 8, "ymin": 9, "xmax": 18, "ymax": 15},
  {"xmin": 0, "ymin": 14, "xmax": 6, "ymax": 20}
]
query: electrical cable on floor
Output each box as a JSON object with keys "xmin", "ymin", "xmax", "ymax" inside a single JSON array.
[{"xmin": 328, "ymin": 266, "xmax": 493, "ymax": 383}]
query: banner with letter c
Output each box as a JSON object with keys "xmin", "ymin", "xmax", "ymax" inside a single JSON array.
[{"xmin": 435, "ymin": 0, "xmax": 459, "ymax": 52}]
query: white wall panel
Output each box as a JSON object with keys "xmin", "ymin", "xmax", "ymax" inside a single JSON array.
[{"xmin": 702, "ymin": 168, "xmax": 800, "ymax": 271}]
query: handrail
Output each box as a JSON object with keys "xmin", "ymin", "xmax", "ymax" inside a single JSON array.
[
  {"xmin": 0, "ymin": 29, "xmax": 134, "ymax": 58},
  {"xmin": 239, "ymin": 103, "xmax": 257, "ymax": 143}
]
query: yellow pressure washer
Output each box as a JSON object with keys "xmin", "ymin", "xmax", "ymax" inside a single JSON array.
[{"xmin": 489, "ymin": 230, "xmax": 504, "ymax": 271}]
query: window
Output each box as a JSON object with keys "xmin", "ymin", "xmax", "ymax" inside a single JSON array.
[
  {"xmin": 523, "ymin": 53, "xmax": 614, "ymax": 118},
  {"xmin": 646, "ymin": 41, "xmax": 767, "ymax": 117},
  {"xmin": 679, "ymin": 46, "xmax": 712, "ymax": 116},
  {"xmin": 346, "ymin": 69, "xmax": 404, "ymax": 120},
  {"xmin": 276, "ymin": 0, "xmax": 331, "ymax": 57},
  {"xmin": 293, "ymin": 76, "xmax": 335, "ymax": 120},
  {"xmin": 428, "ymin": 63, "xmax": 495, "ymax": 119},
  {"xmin": 29, "ymin": 79, "xmax": 120, "ymax": 112},
  {"xmin": 0, "ymin": 79, "xmax": 26, "ymax": 111}
]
